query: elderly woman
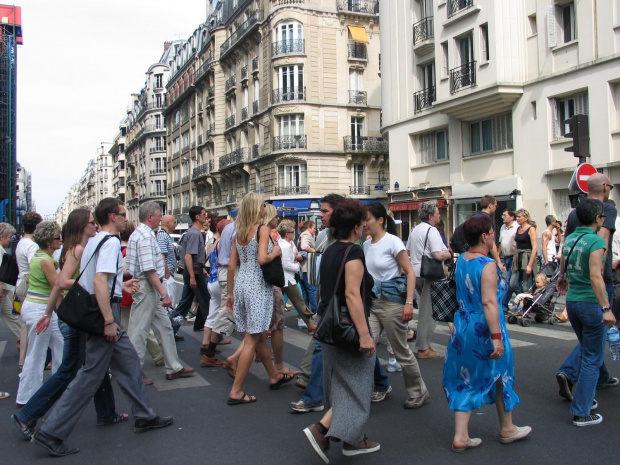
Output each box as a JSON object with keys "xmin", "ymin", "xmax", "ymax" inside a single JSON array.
[
  {"xmin": 15, "ymin": 221, "xmax": 64, "ymax": 406},
  {"xmin": 443, "ymin": 214, "xmax": 530, "ymax": 452},
  {"xmin": 510, "ymin": 208, "xmax": 538, "ymax": 296},
  {"xmin": 303, "ymin": 199, "xmax": 379, "ymax": 462},
  {"xmin": 0, "ymin": 222, "xmax": 20, "ymax": 346},
  {"xmin": 557, "ymin": 199, "xmax": 616, "ymax": 426},
  {"xmin": 406, "ymin": 200, "xmax": 452, "ymax": 358}
]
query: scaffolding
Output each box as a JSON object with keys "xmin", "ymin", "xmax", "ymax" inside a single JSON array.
[{"xmin": 0, "ymin": 31, "xmax": 15, "ymax": 223}]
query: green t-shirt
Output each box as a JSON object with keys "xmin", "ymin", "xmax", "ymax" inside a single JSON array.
[{"xmin": 563, "ymin": 227, "xmax": 606, "ymax": 303}]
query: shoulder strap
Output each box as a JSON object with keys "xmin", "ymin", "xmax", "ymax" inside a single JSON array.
[
  {"xmin": 565, "ymin": 232, "xmax": 588, "ymax": 269},
  {"xmin": 333, "ymin": 244, "xmax": 355, "ymax": 294},
  {"xmin": 73, "ymin": 235, "xmax": 119, "ymax": 299},
  {"xmin": 423, "ymin": 224, "xmax": 432, "ymax": 252}
]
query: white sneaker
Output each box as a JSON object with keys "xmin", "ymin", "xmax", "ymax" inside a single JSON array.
[
  {"xmin": 387, "ymin": 359, "xmax": 402, "ymax": 372},
  {"xmin": 298, "ymin": 318, "xmax": 308, "ymax": 329}
]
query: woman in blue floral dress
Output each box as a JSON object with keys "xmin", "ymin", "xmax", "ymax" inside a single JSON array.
[{"xmin": 443, "ymin": 214, "xmax": 531, "ymax": 452}]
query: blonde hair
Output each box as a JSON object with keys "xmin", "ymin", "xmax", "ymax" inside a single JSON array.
[
  {"xmin": 535, "ymin": 273, "xmax": 548, "ymax": 283},
  {"xmin": 262, "ymin": 204, "xmax": 278, "ymax": 226},
  {"xmin": 515, "ymin": 208, "xmax": 531, "ymax": 222},
  {"xmin": 235, "ymin": 192, "xmax": 264, "ymax": 242}
]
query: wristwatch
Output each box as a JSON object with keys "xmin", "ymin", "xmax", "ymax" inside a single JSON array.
[
  {"xmin": 160, "ymin": 293, "xmax": 169, "ymax": 301},
  {"xmin": 602, "ymin": 306, "xmax": 612, "ymax": 313}
]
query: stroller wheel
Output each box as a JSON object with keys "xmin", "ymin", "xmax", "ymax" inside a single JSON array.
[
  {"xmin": 520, "ymin": 317, "xmax": 532, "ymax": 327},
  {"xmin": 507, "ymin": 315, "xmax": 518, "ymax": 325},
  {"xmin": 549, "ymin": 316, "xmax": 558, "ymax": 325}
]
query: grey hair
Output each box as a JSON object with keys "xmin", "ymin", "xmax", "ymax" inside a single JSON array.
[
  {"xmin": 138, "ymin": 201, "xmax": 162, "ymax": 221},
  {"xmin": 419, "ymin": 200, "xmax": 438, "ymax": 221},
  {"xmin": 32, "ymin": 221, "xmax": 61, "ymax": 249},
  {"xmin": 0, "ymin": 222, "xmax": 16, "ymax": 238},
  {"xmin": 276, "ymin": 219, "xmax": 295, "ymax": 237}
]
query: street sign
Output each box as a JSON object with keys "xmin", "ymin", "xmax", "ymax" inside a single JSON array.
[
  {"xmin": 568, "ymin": 163, "xmax": 597, "ymax": 193},
  {"xmin": 278, "ymin": 207, "xmax": 296, "ymax": 211}
]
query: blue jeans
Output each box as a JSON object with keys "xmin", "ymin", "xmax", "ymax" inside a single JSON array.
[
  {"xmin": 558, "ymin": 282, "xmax": 614, "ymax": 388},
  {"xmin": 510, "ymin": 266, "xmax": 533, "ymax": 295},
  {"xmin": 565, "ymin": 301, "xmax": 608, "ymax": 417},
  {"xmin": 299, "ymin": 271, "xmax": 318, "ymax": 314},
  {"xmin": 302, "ymin": 340, "xmax": 390, "ymax": 406},
  {"xmin": 171, "ymin": 268, "xmax": 210, "ymax": 333},
  {"xmin": 502, "ymin": 257, "xmax": 514, "ymax": 312},
  {"xmin": 16, "ymin": 320, "xmax": 115, "ymax": 426}
]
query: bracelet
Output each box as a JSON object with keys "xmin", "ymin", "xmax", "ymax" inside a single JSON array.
[
  {"xmin": 491, "ymin": 332, "xmax": 502, "ymax": 340},
  {"xmin": 105, "ymin": 322, "xmax": 115, "ymax": 326},
  {"xmin": 602, "ymin": 306, "xmax": 612, "ymax": 313},
  {"xmin": 405, "ymin": 301, "xmax": 414, "ymax": 306},
  {"xmin": 160, "ymin": 293, "xmax": 169, "ymax": 301}
]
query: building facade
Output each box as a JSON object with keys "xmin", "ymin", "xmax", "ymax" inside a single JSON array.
[
  {"xmin": 380, "ymin": 0, "xmax": 620, "ymax": 239},
  {"xmin": 15, "ymin": 162, "xmax": 33, "ymax": 234},
  {"xmin": 110, "ymin": 119, "xmax": 127, "ymax": 204},
  {"xmin": 164, "ymin": 0, "xmax": 386, "ymax": 228}
]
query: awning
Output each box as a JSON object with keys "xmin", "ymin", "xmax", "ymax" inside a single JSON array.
[
  {"xmin": 389, "ymin": 199, "xmax": 447, "ymax": 211},
  {"xmin": 450, "ymin": 178, "xmax": 519, "ymax": 200},
  {"xmin": 269, "ymin": 199, "xmax": 312, "ymax": 217},
  {"xmin": 230, "ymin": 208, "xmax": 239, "ymax": 218},
  {"xmin": 348, "ymin": 26, "xmax": 369, "ymax": 44},
  {"xmin": 359, "ymin": 199, "xmax": 382, "ymax": 205}
]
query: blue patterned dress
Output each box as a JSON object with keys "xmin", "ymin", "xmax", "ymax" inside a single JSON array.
[{"xmin": 443, "ymin": 254, "xmax": 520, "ymax": 412}]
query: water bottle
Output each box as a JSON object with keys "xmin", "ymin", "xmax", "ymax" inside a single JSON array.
[{"xmin": 607, "ymin": 325, "xmax": 620, "ymax": 361}]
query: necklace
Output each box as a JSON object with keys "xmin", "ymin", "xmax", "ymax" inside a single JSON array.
[{"xmin": 468, "ymin": 250, "xmax": 487, "ymax": 256}]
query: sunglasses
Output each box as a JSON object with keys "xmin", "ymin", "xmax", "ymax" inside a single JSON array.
[
  {"xmin": 53, "ymin": 236, "xmax": 62, "ymax": 241},
  {"xmin": 113, "ymin": 212, "xmax": 127, "ymax": 217},
  {"xmin": 605, "ymin": 183, "xmax": 614, "ymax": 191}
]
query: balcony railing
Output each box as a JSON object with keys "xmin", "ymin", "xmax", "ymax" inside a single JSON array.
[
  {"xmin": 226, "ymin": 194, "xmax": 237, "ymax": 204},
  {"xmin": 337, "ymin": 0, "xmax": 379, "ymax": 14},
  {"xmin": 181, "ymin": 175, "xmax": 190, "ymax": 184},
  {"xmin": 173, "ymin": 208, "xmax": 180, "ymax": 215},
  {"xmin": 343, "ymin": 136, "xmax": 388, "ymax": 153},
  {"xmin": 241, "ymin": 107, "xmax": 249, "ymax": 121},
  {"xmin": 225, "ymin": 75, "xmax": 236, "ymax": 92},
  {"xmin": 450, "ymin": 61, "xmax": 476, "ymax": 94},
  {"xmin": 350, "ymin": 186, "xmax": 370, "ymax": 195},
  {"xmin": 172, "ymin": 179, "xmax": 180, "ymax": 188},
  {"xmin": 207, "ymin": 86, "xmax": 215, "ymax": 99},
  {"xmin": 252, "ymin": 56, "xmax": 259, "ymax": 72},
  {"xmin": 272, "ymin": 39, "xmax": 305, "ymax": 57},
  {"xmin": 252, "ymin": 144, "xmax": 259, "ymax": 159},
  {"xmin": 149, "ymin": 146, "xmax": 165, "ymax": 154},
  {"xmin": 172, "ymin": 150, "xmax": 180, "ymax": 160},
  {"xmin": 241, "ymin": 65, "xmax": 248, "ymax": 81},
  {"xmin": 150, "ymin": 169, "xmax": 166, "ymax": 176},
  {"xmin": 198, "ymin": 134, "xmax": 203, "ymax": 146},
  {"xmin": 219, "ymin": 148, "xmax": 250, "ymax": 169},
  {"xmin": 220, "ymin": 10, "xmax": 264, "ymax": 56},
  {"xmin": 192, "ymin": 163, "xmax": 210, "ymax": 179},
  {"xmin": 272, "ymin": 86, "xmax": 306, "ymax": 103},
  {"xmin": 348, "ymin": 90, "xmax": 367, "ymax": 105},
  {"xmin": 253, "ymin": 100, "xmax": 259, "ymax": 114},
  {"xmin": 273, "ymin": 0, "xmax": 304, "ymax": 4},
  {"xmin": 149, "ymin": 191, "xmax": 166, "ymax": 198},
  {"xmin": 127, "ymin": 175, "xmax": 137, "ymax": 184},
  {"xmin": 277, "ymin": 185, "xmax": 309, "ymax": 195},
  {"xmin": 348, "ymin": 41, "xmax": 367, "ymax": 60},
  {"xmin": 414, "ymin": 86, "xmax": 436, "ymax": 113},
  {"xmin": 209, "ymin": 159, "xmax": 215, "ymax": 172},
  {"xmin": 413, "ymin": 17, "xmax": 434, "ymax": 44},
  {"xmin": 273, "ymin": 135, "xmax": 307, "ymax": 150},
  {"xmin": 225, "ymin": 114, "xmax": 236, "ymax": 129},
  {"xmin": 448, "ymin": 0, "xmax": 474, "ymax": 18},
  {"xmin": 195, "ymin": 55, "xmax": 213, "ymax": 82}
]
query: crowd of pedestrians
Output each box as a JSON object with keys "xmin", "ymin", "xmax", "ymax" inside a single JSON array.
[{"xmin": 1, "ymin": 186, "xmax": 619, "ymax": 459}]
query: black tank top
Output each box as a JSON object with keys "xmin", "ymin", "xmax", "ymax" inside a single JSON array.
[{"xmin": 515, "ymin": 226, "xmax": 532, "ymax": 250}]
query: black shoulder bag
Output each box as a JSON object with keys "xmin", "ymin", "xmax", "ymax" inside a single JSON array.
[
  {"xmin": 257, "ymin": 224, "xmax": 285, "ymax": 287},
  {"xmin": 0, "ymin": 251, "xmax": 19, "ymax": 286},
  {"xmin": 56, "ymin": 235, "xmax": 120, "ymax": 336},
  {"xmin": 420, "ymin": 226, "xmax": 446, "ymax": 280}
]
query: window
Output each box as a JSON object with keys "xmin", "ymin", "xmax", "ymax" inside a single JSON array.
[
  {"xmin": 155, "ymin": 115, "xmax": 162, "ymax": 129},
  {"xmin": 182, "ymin": 131, "xmax": 190, "ymax": 150},
  {"xmin": 528, "ymin": 14, "xmax": 537, "ymax": 36},
  {"xmin": 175, "ymin": 111, "xmax": 180, "ymax": 125},
  {"xmin": 441, "ymin": 42, "xmax": 449, "ymax": 78},
  {"xmin": 156, "ymin": 94, "xmax": 162, "ymax": 107},
  {"xmin": 182, "ymin": 191, "xmax": 190, "ymax": 207},
  {"xmin": 418, "ymin": 129, "xmax": 448, "ymax": 164},
  {"xmin": 155, "ymin": 158, "xmax": 163, "ymax": 171},
  {"xmin": 350, "ymin": 116, "xmax": 365, "ymax": 150},
  {"xmin": 277, "ymin": 65, "xmax": 304, "ymax": 100},
  {"xmin": 561, "ymin": 3, "xmax": 576, "ymax": 44},
  {"xmin": 551, "ymin": 92, "xmax": 588, "ymax": 140},
  {"xmin": 173, "ymin": 137, "xmax": 180, "ymax": 153},
  {"xmin": 458, "ymin": 34, "xmax": 473, "ymax": 66},
  {"xmin": 548, "ymin": 3, "xmax": 576, "ymax": 47},
  {"xmin": 349, "ymin": 69, "xmax": 363, "ymax": 91},
  {"xmin": 155, "ymin": 180, "xmax": 162, "ymax": 194},
  {"xmin": 275, "ymin": 21, "xmax": 303, "ymax": 53},
  {"xmin": 278, "ymin": 164, "xmax": 307, "ymax": 188},
  {"xmin": 278, "ymin": 114, "xmax": 304, "ymax": 136},
  {"xmin": 173, "ymin": 166, "xmax": 180, "ymax": 182},
  {"xmin": 469, "ymin": 112, "xmax": 513, "ymax": 154},
  {"xmin": 614, "ymin": 84, "xmax": 620, "ymax": 130},
  {"xmin": 479, "ymin": 24, "xmax": 489, "ymax": 64},
  {"xmin": 155, "ymin": 74, "xmax": 163, "ymax": 88},
  {"xmin": 352, "ymin": 164, "xmax": 365, "ymax": 187}
]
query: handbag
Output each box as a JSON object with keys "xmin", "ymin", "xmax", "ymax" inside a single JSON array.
[
  {"xmin": 0, "ymin": 251, "xmax": 18, "ymax": 286},
  {"xmin": 313, "ymin": 244, "xmax": 369, "ymax": 350},
  {"xmin": 15, "ymin": 271, "xmax": 29, "ymax": 300},
  {"xmin": 420, "ymin": 226, "xmax": 445, "ymax": 280},
  {"xmin": 431, "ymin": 259, "xmax": 459, "ymax": 322},
  {"xmin": 257, "ymin": 225, "xmax": 285, "ymax": 287},
  {"xmin": 56, "ymin": 235, "xmax": 119, "ymax": 336}
]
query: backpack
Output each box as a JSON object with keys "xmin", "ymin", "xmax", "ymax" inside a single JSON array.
[{"xmin": 449, "ymin": 223, "xmax": 470, "ymax": 254}]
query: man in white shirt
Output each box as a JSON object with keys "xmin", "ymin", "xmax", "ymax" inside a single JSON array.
[
  {"xmin": 499, "ymin": 209, "xmax": 518, "ymax": 313},
  {"xmin": 33, "ymin": 198, "xmax": 173, "ymax": 457}
]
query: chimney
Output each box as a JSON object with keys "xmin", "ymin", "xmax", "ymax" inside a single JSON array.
[{"xmin": 164, "ymin": 41, "xmax": 172, "ymax": 52}]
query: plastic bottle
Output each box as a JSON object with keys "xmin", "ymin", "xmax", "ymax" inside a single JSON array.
[{"xmin": 607, "ymin": 325, "xmax": 620, "ymax": 361}]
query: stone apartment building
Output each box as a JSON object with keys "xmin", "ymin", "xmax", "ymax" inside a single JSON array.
[
  {"xmin": 164, "ymin": 0, "xmax": 385, "ymax": 227},
  {"xmin": 110, "ymin": 119, "xmax": 127, "ymax": 205},
  {"xmin": 380, "ymin": 0, "xmax": 620, "ymax": 239}
]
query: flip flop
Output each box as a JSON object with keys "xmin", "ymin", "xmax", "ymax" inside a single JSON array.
[
  {"xmin": 0, "ymin": 391, "xmax": 10, "ymax": 400},
  {"xmin": 227, "ymin": 393, "xmax": 256, "ymax": 406},
  {"xmin": 269, "ymin": 373, "xmax": 295, "ymax": 390},
  {"xmin": 97, "ymin": 412, "xmax": 129, "ymax": 426},
  {"xmin": 216, "ymin": 339, "xmax": 232, "ymax": 345},
  {"xmin": 223, "ymin": 362, "xmax": 237, "ymax": 379}
]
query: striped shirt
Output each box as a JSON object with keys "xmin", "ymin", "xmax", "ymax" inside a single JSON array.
[
  {"xmin": 126, "ymin": 223, "xmax": 166, "ymax": 280},
  {"xmin": 157, "ymin": 229, "xmax": 176, "ymax": 275}
]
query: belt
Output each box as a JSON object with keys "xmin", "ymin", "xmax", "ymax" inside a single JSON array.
[
  {"xmin": 503, "ymin": 255, "xmax": 513, "ymax": 259},
  {"xmin": 110, "ymin": 296, "xmax": 122, "ymax": 303}
]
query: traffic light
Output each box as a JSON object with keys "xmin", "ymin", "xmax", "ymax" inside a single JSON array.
[{"xmin": 563, "ymin": 114, "xmax": 589, "ymax": 161}]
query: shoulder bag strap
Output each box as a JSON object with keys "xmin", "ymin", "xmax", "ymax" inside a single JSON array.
[
  {"xmin": 423, "ymin": 224, "xmax": 432, "ymax": 253},
  {"xmin": 73, "ymin": 234, "xmax": 114, "ymax": 284},
  {"xmin": 565, "ymin": 232, "xmax": 588, "ymax": 274},
  {"xmin": 332, "ymin": 244, "xmax": 355, "ymax": 295}
]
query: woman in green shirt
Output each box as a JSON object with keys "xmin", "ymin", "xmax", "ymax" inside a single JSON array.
[
  {"xmin": 15, "ymin": 221, "xmax": 63, "ymax": 406},
  {"xmin": 558, "ymin": 199, "xmax": 617, "ymax": 427}
]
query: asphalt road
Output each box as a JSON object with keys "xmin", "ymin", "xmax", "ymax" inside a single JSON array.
[{"xmin": 1, "ymin": 302, "xmax": 619, "ymax": 464}]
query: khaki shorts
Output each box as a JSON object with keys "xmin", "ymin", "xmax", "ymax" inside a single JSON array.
[
  {"xmin": 270, "ymin": 287, "xmax": 285, "ymax": 331},
  {"xmin": 213, "ymin": 266, "xmax": 237, "ymax": 336}
]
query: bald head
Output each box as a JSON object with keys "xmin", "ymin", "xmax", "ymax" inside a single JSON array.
[
  {"xmin": 161, "ymin": 215, "xmax": 177, "ymax": 233},
  {"xmin": 587, "ymin": 173, "xmax": 611, "ymax": 200}
]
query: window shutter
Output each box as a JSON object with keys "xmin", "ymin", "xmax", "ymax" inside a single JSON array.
[
  {"xmin": 547, "ymin": 6, "xmax": 557, "ymax": 48},
  {"xmin": 551, "ymin": 99, "xmax": 560, "ymax": 141},
  {"xmin": 574, "ymin": 92, "xmax": 589, "ymax": 115}
]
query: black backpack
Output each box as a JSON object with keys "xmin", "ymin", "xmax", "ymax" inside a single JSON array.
[{"xmin": 449, "ymin": 223, "xmax": 470, "ymax": 254}]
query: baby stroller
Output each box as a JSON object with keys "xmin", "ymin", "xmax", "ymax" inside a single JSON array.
[{"xmin": 506, "ymin": 260, "xmax": 563, "ymax": 327}]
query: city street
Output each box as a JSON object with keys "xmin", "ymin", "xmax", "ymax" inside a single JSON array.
[{"xmin": 1, "ymin": 297, "xmax": 619, "ymax": 464}]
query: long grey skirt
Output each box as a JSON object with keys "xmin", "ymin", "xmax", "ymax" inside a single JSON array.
[{"xmin": 322, "ymin": 343, "xmax": 375, "ymax": 445}]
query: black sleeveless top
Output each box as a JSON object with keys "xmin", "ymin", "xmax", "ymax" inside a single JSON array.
[{"xmin": 515, "ymin": 226, "xmax": 532, "ymax": 250}]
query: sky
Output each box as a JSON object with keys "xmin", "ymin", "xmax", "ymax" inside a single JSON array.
[{"xmin": 15, "ymin": 0, "xmax": 209, "ymax": 216}]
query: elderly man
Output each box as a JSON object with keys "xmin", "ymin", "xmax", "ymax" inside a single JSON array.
[
  {"xmin": 126, "ymin": 201, "xmax": 195, "ymax": 381},
  {"xmin": 157, "ymin": 215, "xmax": 178, "ymax": 307},
  {"xmin": 499, "ymin": 209, "xmax": 518, "ymax": 313}
]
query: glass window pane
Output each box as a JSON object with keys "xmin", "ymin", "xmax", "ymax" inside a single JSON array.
[
  {"xmin": 470, "ymin": 122, "xmax": 481, "ymax": 153},
  {"xmin": 436, "ymin": 131, "xmax": 446, "ymax": 159},
  {"xmin": 482, "ymin": 119, "xmax": 493, "ymax": 151}
]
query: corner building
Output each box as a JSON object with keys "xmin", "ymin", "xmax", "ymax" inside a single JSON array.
[
  {"xmin": 380, "ymin": 0, "xmax": 620, "ymax": 237},
  {"xmin": 164, "ymin": 0, "xmax": 386, "ymax": 226}
]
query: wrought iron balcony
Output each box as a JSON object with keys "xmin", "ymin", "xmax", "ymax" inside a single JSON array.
[
  {"xmin": 272, "ymin": 86, "xmax": 306, "ymax": 103},
  {"xmin": 413, "ymin": 17, "xmax": 434, "ymax": 44},
  {"xmin": 252, "ymin": 144, "xmax": 259, "ymax": 159},
  {"xmin": 149, "ymin": 146, "xmax": 165, "ymax": 154},
  {"xmin": 337, "ymin": 0, "xmax": 379, "ymax": 14},
  {"xmin": 253, "ymin": 100, "xmax": 259, "ymax": 114},
  {"xmin": 448, "ymin": 0, "xmax": 474, "ymax": 18},
  {"xmin": 241, "ymin": 65, "xmax": 248, "ymax": 81},
  {"xmin": 350, "ymin": 186, "xmax": 370, "ymax": 195},
  {"xmin": 220, "ymin": 10, "xmax": 264, "ymax": 57},
  {"xmin": 127, "ymin": 175, "xmax": 137, "ymax": 184},
  {"xmin": 273, "ymin": 135, "xmax": 307, "ymax": 150},
  {"xmin": 273, "ymin": 0, "xmax": 304, "ymax": 4},
  {"xmin": 414, "ymin": 86, "xmax": 436, "ymax": 113},
  {"xmin": 276, "ymin": 185, "xmax": 309, "ymax": 195},
  {"xmin": 209, "ymin": 159, "xmax": 215, "ymax": 172},
  {"xmin": 225, "ymin": 75, "xmax": 236, "ymax": 92},
  {"xmin": 348, "ymin": 42, "xmax": 367, "ymax": 60},
  {"xmin": 172, "ymin": 150, "xmax": 180, "ymax": 160},
  {"xmin": 219, "ymin": 148, "xmax": 250, "ymax": 169},
  {"xmin": 172, "ymin": 179, "xmax": 180, "ymax": 188},
  {"xmin": 343, "ymin": 136, "xmax": 388, "ymax": 153},
  {"xmin": 150, "ymin": 169, "xmax": 166, "ymax": 176},
  {"xmin": 173, "ymin": 208, "xmax": 180, "ymax": 215},
  {"xmin": 272, "ymin": 39, "xmax": 305, "ymax": 57},
  {"xmin": 348, "ymin": 90, "xmax": 367, "ymax": 105},
  {"xmin": 181, "ymin": 175, "xmax": 190, "ymax": 184},
  {"xmin": 226, "ymin": 194, "xmax": 237, "ymax": 204},
  {"xmin": 252, "ymin": 56, "xmax": 259, "ymax": 73},
  {"xmin": 241, "ymin": 107, "xmax": 249, "ymax": 121},
  {"xmin": 195, "ymin": 55, "xmax": 213, "ymax": 82},
  {"xmin": 148, "ymin": 191, "xmax": 166, "ymax": 198},
  {"xmin": 127, "ymin": 156, "xmax": 136, "ymax": 165},
  {"xmin": 225, "ymin": 114, "xmax": 236, "ymax": 129},
  {"xmin": 450, "ymin": 61, "xmax": 476, "ymax": 94},
  {"xmin": 192, "ymin": 163, "xmax": 210, "ymax": 179},
  {"xmin": 207, "ymin": 86, "xmax": 215, "ymax": 99},
  {"xmin": 198, "ymin": 134, "xmax": 203, "ymax": 145}
]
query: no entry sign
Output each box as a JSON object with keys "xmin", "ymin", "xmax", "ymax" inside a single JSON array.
[{"xmin": 568, "ymin": 163, "xmax": 597, "ymax": 193}]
